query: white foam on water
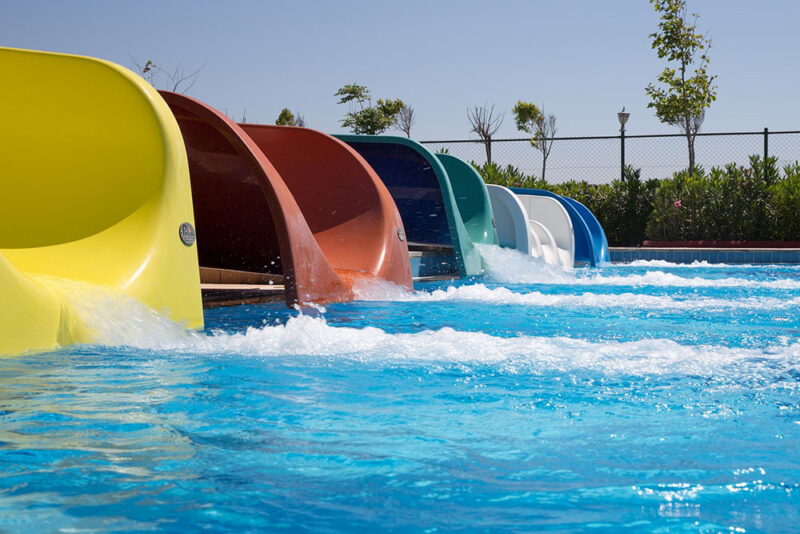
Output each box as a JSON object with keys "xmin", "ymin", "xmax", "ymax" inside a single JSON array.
[
  {"xmin": 624, "ymin": 259, "xmax": 800, "ymax": 270},
  {"xmin": 351, "ymin": 277, "xmax": 412, "ymax": 301},
  {"xmin": 476, "ymin": 244, "xmax": 575, "ymax": 284},
  {"xmin": 390, "ymin": 283, "xmax": 800, "ymax": 311},
  {"xmin": 573, "ymin": 271, "xmax": 800, "ymax": 290},
  {"xmin": 42, "ymin": 267, "xmax": 800, "ymax": 382},
  {"xmin": 470, "ymin": 244, "xmax": 800, "ymax": 290},
  {"xmin": 41, "ymin": 278, "xmax": 202, "ymax": 348},
  {"xmin": 40, "ymin": 281, "xmax": 800, "ymax": 382},
  {"xmin": 124, "ymin": 314, "xmax": 800, "ymax": 381},
  {"xmin": 626, "ymin": 259, "xmax": 716, "ymax": 268}
]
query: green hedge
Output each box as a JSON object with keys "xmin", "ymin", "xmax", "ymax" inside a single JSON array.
[{"xmin": 472, "ymin": 157, "xmax": 800, "ymax": 246}]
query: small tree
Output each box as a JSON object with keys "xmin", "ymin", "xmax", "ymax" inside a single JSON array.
[
  {"xmin": 467, "ymin": 104, "xmax": 504, "ymax": 165},
  {"xmin": 512, "ymin": 101, "xmax": 557, "ymax": 182},
  {"xmin": 395, "ymin": 105, "xmax": 415, "ymax": 138},
  {"xmin": 335, "ymin": 83, "xmax": 404, "ymax": 134},
  {"xmin": 275, "ymin": 108, "xmax": 306, "ymax": 126},
  {"xmin": 645, "ymin": 0, "xmax": 717, "ymax": 175}
]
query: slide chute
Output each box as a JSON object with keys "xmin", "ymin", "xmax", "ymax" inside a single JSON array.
[
  {"xmin": 337, "ymin": 135, "xmax": 485, "ymax": 277},
  {"xmin": 0, "ymin": 47, "xmax": 203, "ymax": 355},
  {"xmin": 162, "ymin": 92, "xmax": 411, "ymax": 305}
]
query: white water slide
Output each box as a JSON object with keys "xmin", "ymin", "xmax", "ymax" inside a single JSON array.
[{"xmin": 486, "ymin": 185, "xmax": 575, "ymax": 269}]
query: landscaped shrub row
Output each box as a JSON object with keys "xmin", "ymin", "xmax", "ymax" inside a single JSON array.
[{"xmin": 472, "ymin": 156, "xmax": 800, "ymax": 246}]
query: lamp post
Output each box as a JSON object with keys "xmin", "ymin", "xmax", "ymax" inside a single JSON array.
[{"xmin": 618, "ymin": 107, "xmax": 630, "ymax": 180}]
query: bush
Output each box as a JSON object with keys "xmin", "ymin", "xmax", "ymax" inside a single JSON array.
[
  {"xmin": 645, "ymin": 156, "xmax": 794, "ymax": 241},
  {"xmin": 470, "ymin": 156, "xmax": 800, "ymax": 245},
  {"xmin": 602, "ymin": 167, "xmax": 659, "ymax": 246},
  {"xmin": 768, "ymin": 162, "xmax": 800, "ymax": 241},
  {"xmin": 470, "ymin": 161, "xmax": 546, "ymax": 189}
]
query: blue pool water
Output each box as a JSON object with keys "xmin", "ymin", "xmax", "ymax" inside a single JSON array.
[{"xmin": 2, "ymin": 246, "xmax": 800, "ymax": 532}]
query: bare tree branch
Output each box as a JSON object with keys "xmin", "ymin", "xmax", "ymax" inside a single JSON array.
[
  {"xmin": 468, "ymin": 104, "xmax": 504, "ymax": 139},
  {"xmin": 394, "ymin": 106, "xmax": 415, "ymax": 138},
  {"xmin": 468, "ymin": 104, "xmax": 504, "ymax": 164},
  {"xmin": 129, "ymin": 56, "xmax": 158, "ymax": 85},
  {"xmin": 159, "ymin": 59, "xmax": 207, "ymax": 93},
  {"xmin": 536, "ymin": 111, "xmax": 557, "ymax": 181},
  {"xmin": 129, "ymin": 56, "xmax": 207, "ymax": 94}
]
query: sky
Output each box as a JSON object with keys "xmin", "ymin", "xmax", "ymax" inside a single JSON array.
[{"xmin": 2, "ymin": 0, "xmax": 799, "ymax": 141}]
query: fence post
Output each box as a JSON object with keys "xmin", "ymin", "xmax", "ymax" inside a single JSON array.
[
  {"xmin": 763, "ymin": 127, "xmax": 768, "ymax": 176},
  {"xmin": 620, "ymin": 129, "xmax": 626, "ymax": 180}
]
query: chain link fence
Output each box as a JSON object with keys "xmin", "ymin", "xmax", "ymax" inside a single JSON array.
[{"xmin": 421, "ymin": 130, "xmax": 800, "ymax": 184}]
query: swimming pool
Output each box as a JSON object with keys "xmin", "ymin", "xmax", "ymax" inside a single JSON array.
[{"xmin": 2, "ymin": 245, "xmax": 799, "ymax": 532}]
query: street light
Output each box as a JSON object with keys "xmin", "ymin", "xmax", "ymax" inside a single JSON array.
[
  {"xmin": 618, "ymin": 107, "xmax": 630, "ymax": 179},
  {"xmin": 618, "ymin": 107, "xmax": 630, "ymax": 133}
]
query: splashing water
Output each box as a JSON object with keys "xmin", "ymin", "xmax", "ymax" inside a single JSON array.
[
  {"xmin": 124, "ymin": 313, "xmax": 800, "ymax": 383},
  {"xmin": 34, "ymin": 277, "xmax": 201, "ymax": 348},
  {"xmin": 44, "ymin": 280, "xmax": 800, "ymax": 382},
  {"xmin": 476, "ymin": 243, "xmax": 574, "ymax": 284},
  {"xmin": 392, "ymin": 282, "xmax": 800, "ymax": 311},
  {"xmin": 350, "ymin": 276, "xmax": 411, "ymax": 301},
  {"xmin": 476, "ymin": 244, "xmax": 800, "ymax": 290},
  {"xmin": 625, "ymin": 259, "xmax": 800, "ymax": 270},
  {"xmin": 573, "ymin": 270, "xmax": 800, "ymax": 290}
]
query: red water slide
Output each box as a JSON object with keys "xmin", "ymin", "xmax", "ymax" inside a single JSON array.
[{"xmin": 160, "ymin": 91, "xmax": 411, "ymax": 306}]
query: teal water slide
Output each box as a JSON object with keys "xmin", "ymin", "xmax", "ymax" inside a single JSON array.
[
  {"xmin": 336, "ymin": 136, "xmax": 495, "ymax": 277},
  {"xmin": 435, "ymin": 153, "xmax": 498, "ymax": 247}
]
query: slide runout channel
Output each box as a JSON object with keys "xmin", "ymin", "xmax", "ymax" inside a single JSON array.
[
  {"xmin": 486, "ymin": 184, "xmax": 565, "ymax": 268},
  {"xmin": 515, "ymin": 194, "xmax": 575, "ymax": 269},
  {"xmin": 511, "ymin": 188, "xmax": 601, "ymax": 267}
]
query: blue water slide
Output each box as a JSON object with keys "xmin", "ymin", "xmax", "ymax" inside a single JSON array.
[
  {"xmin": 561, "ymin": 196, "xmax": 610, "ymax": 264},
  {"xmin": 510, "ymin": 188, "xmax": 607, "ymax": 267}
]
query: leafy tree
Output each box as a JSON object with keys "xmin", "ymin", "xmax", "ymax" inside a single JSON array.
[
  {"xmin": 275, "ymin": 108, "xmax": 294, "ymax": 125},
  {"xmin": 512, "ymin": 101, "xmax": 557, "ymax": 182},
  {"xmin": 645, "ymin": 0, "xmax": 717, "ymax": 175},
  {"xmin": 335, "ymin": 83, "xmax": 404, "ymax": 134},
  {"xmin": 275, "ymin": 108, "xmax": 306, "ymax": 126},
  {"xmin": 467, "ymin": 104, "xmax": 504, "ymax": 165}
]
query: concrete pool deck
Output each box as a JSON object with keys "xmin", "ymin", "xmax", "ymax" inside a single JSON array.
[{"xmin": 611, "ymin": 247, "xmax": 800, "ymax": 264}]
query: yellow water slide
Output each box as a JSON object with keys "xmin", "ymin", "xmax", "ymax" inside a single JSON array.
[{"xmin": 0, "ymin": 47, "xmax": 203, "ymax": 355}]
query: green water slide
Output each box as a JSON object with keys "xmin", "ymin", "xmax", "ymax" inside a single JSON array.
[
  {"xmin": 336, "ymin": 135, "xmax": 483, "ymax": 277},
  {"xmin": 435, "ymin": 154, "xmax": 498, "ymax": 247}
]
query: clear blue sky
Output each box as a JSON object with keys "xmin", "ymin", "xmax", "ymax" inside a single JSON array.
[{"xmin": 2, "ymin": 0, "xmax": 798, "ymax": 140}]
